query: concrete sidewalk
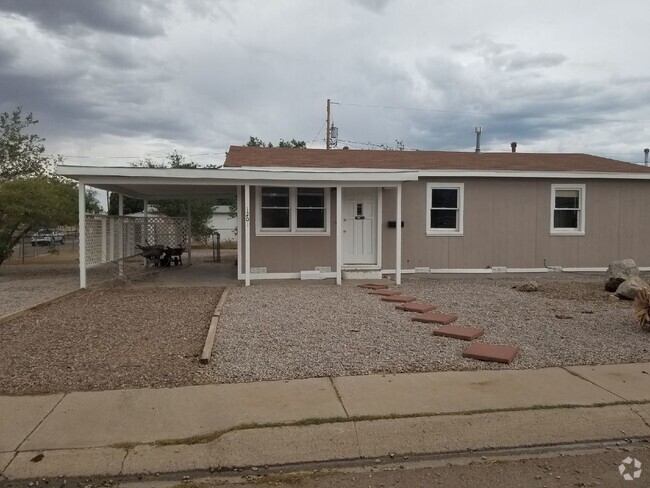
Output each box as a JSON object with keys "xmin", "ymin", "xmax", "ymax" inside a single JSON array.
[{"xmin": 1, "ymin": 363, "xmax": 649, "ymax": 480}]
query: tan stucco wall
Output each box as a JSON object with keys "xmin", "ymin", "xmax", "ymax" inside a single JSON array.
[{"xmin": 382, "ymin": 178, "xmax": 650, "ymax": 269}]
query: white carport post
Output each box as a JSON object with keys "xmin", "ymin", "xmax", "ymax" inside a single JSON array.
[
  {"xmin": 143, "ymin": 199, "xmax": 149, "ymax": 266},
  {"xmin": 78, "ymin": 182, "xmax": 86, "ymax": 289},
  {"xmin": 336, "ymin": 185, "xmax": 342, "ymax": 285},
  {"xmin": 244, "ymin": 184, "xmax": 251, "ymax": 286},
  {"xmin": 395, "ymin": 183, "xmax": 402, "ymax": 285},
  {"xmin": 118, "ymin": 193, "xmax": 124, "ymax": 277},
  {"xmin": 186, "ymin": 200, "xmax": 192, "ymax": 265}
]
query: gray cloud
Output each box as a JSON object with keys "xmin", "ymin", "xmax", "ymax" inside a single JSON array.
[
  {"xmin": 347, "ymin": 0, "xmax": 393, "ymax": 12},
  {"xmin": 0, "ymin": 0, "xmax": 648, "ymax": 166},
  {"xmin": 0, "ymin": 0, "xmax": 169, "ymax": 37}
]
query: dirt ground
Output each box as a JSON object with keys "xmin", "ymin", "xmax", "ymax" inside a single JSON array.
[
  {"xmin": 222, "ymin": 445, "xmax": 650, "ymax": 488},
  {"xmin": 0, "ymin": 286, "xmax": 222, "ymax": 395}
]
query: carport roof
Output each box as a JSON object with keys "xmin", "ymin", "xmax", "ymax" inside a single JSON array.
[{"xmin": 57, "ymin": 165, "xmax": 419, "ymax": 200}]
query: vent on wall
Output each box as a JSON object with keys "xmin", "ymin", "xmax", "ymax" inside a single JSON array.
[{"xmin": 250, "ymin": 267, "xmax": 267, "ymax": 274}]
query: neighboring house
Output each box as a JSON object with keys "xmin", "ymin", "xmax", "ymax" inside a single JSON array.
[
  {"xmin": 59, "ymin": 146, "xmax": 650, "ymax": 287},
  {"xmin": 209, "ymin": 205, "xmax": 237, "ymax": 242}
]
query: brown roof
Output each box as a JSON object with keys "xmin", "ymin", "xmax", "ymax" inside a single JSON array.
[{"xmin": 224, "ymin": 146, "xmax": 650, "ymax": 174}]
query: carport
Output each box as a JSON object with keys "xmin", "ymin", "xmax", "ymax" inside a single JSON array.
[{"xmin": 57, "ymin": 165, "xmax": 416, "ymax": 288}]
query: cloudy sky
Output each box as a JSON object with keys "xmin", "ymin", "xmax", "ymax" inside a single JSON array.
[{"xmin": 1, "ymin": 0, "xmax": 649, "ymax": 167}]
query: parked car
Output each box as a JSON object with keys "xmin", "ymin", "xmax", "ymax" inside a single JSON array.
[{"xmin": 31, "ymin": 229, "xmax": 65, "ymax": 246}]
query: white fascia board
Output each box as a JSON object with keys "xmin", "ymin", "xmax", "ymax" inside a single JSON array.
[
  {"xmin": 57, "ymin": 165, "xmax": 419, "ymax": 183},
  {"xmin": 417, "ymin": 169, "xmax": 650, "ymax": 180}
]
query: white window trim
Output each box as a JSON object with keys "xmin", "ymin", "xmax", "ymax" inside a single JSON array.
[
  {"xmin": 426, "ymin": 182, "xmax": 464, "ymax": 236},
  {"xmin": 550, "ymin": 183, "xmax": 586, "ymax": 236},
  {"xmin": 256, "ymin": 186, "xmax": 331, "ymax": 236}
]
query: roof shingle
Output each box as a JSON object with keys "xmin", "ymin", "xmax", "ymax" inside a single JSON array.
[{"xmin": 224, "ymin": 146, "xmax": 650, "ymax": 174}]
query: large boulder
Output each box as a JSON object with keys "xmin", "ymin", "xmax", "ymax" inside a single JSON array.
[
  {"xmin": 605, "ymin": 259, "xmax": 639, "ymax": 292},
  {"xmin": 615, "ymin": 277, "xmax": 649, "ymax": 300}
]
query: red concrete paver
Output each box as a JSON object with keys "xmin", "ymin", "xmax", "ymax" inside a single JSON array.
[
  {"xmin": 395, "ymin": 303, "xmax": 437, "ymax": 313},
  {"xmin": 381, "ymin": 295, "xmax": 417, "ymax": 303},
  {"xmin": 370, "ymin": 289, "xmax": 402, "ymax": 296},
  {"xmin": 357, "ymin": 283, "xmax": 388, "ymax": 290},
  {"xmin": 412, "ymin": 312, "xmax": 458, "ymax": 324},
  {"xmin": 463, "ymin": 343, "xmax": 519, "ymax": 364},
  {"xmin": 432, "ymin": 325, "xmax": 484, "ymax": 340}
]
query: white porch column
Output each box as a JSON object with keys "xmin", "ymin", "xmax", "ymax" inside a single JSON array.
[
  {"xmin": 336, "ymin": 185, "xmax": 342, "ymax": 285},
  {"xmin": 78, "ymin": 182, "xmax": 87, "ymax": 289},
  {"xmin": 186, "ymin": 200, "xmax": 192, "ymax": 265},
  {"xmin": 236, "ymin": 186, "xmax": 242, "ymax": 279},
  {"xmin": 395, "ymin": 183, "xmax": 402, "ymax": 285},
  {"xmin": 118, "ymin": 193, "xmax": 124, "ymax": 277},
  {"xmin": 244, "ymin": 184, "xmax": 251, "ymax": 286}
]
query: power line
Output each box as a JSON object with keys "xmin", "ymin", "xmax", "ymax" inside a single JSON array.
[
  {"xmin": 309, "ymin": 120, "xmax": 327, "ymax": 143},
  {"xmin": 333, "ymin": 101, "xmax": 650, "ymax": 125}
]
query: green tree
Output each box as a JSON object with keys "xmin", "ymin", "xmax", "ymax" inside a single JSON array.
[
  {"xmin": 0, "ymin": 107, "xmax": 50, "ymax": 180},
  {"xmin": 108, "ymin": 193, "xmax": 144, "ymax": 215},
  {"xmin": 0, "ymin": 107, "xmax": 94, "ymax": 265},
  {"xmin": 131, "ymin": 151, "xmax": 218, "ymax": 241},
  {"xmin": 0, "ymin": 177, "xmax": 77, "ymax": 265},
  {"xmin": 85, "ymin": 189, "xmax": 103, "ymax": 214},
  {"xmin": 245, "ymin": 136, "xmax": 306, "ymax": 149}
]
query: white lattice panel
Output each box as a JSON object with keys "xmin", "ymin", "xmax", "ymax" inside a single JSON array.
[{"xmin": 85, "ymin": 215, "xmax": 189, "ymax": 268}]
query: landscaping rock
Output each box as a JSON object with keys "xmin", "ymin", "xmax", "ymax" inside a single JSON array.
[
  {"xmin": 517, "ymin": 281, "xmax": 540, "ymax": 292},
  {"xmin": 615, "ymin": 277, "xmax": 649, "ymax": 300},
  {"xmin": 605, "ymin": 259, "xmax": 639, "ymax": 292}
]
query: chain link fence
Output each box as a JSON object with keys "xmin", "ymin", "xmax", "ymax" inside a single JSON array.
[
  {"xmin": 190, "ymin": 230, "xmax": 237, "ymax": 264},
  {"xmin": 9, "ymin": 229, "xmax": 80, "ymax": 264}
]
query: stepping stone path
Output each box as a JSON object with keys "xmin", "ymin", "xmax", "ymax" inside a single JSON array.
[
  {"xmin": 357, "ymin": 283, "xmax": 388, "ymax": 290},
  {"xmin": 381, "ymin": 295, "xmax": 417, "ymax": 303},
  {"xmin": 432, "ymin": 325, "xmax": 484, "ymax": 340},
  {"xmin": 357, "ymin": 282, "xmax": 520, "ymax": 365},
  {"xmin": 412, "ymin": 312, "xmax": 458, "ymax": 325},
  {"xmin": 395, "ymin": 303, "xmax": 437, "ymax": 313},
  {"xmin": 369, "ymin": 289, "xmax": 402, "ymax": 296},
  {"xmin": 463, "ymin": 343, "xmax": 519, "ymax": 364}
]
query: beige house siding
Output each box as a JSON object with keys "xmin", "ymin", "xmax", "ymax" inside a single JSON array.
[
  {"xmin": 241, "ymin": 178, "xmax": 650, "ymax": 275},
  {"xmin": 382, "ymin": 178, "xmax": 650, "ymax": 270},
  {"xmin": 244, "ymin": 186, "xmax": 337, "ymax": 273}
]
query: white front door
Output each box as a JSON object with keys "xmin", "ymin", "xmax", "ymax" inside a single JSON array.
[{"xmin": 343, "ymin": 188, "xmax": 377, "ymax": 265}]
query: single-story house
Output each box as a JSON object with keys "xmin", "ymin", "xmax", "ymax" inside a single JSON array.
[{"xmin": 58, "ymin": 146, "xmax": 650, "ymax": 288}]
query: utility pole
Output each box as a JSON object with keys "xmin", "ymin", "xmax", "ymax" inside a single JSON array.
[{"xmin": 326, "ymin": 98, "xmax": 331, "ymax": 150}]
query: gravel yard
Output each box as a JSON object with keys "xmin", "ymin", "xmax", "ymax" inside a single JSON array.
[
  {"xmin": 198, "ymin": 274, "xmax": 650, "ymax": 384},
  {"xmin": 0, "ymin": 263, "xmax": 109, "ymax": 317},
  {"xmin": 0, "ymin": 286, "xmax": 221, "ymax": 394}
]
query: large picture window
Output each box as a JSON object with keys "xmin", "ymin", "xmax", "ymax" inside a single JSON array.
[
  {"xmin": 426, "ymin": 183, "xmax": 464, "ymax": 236},
  {"xmin": 257, "ymin": 187, "xmax": 329, "ymax": 235},
  {"xmin": 551, "ymin": 184, "xmax": 585, "ymax": 235}
]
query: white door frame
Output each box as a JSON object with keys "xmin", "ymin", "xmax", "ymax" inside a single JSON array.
[{"xmin": 341, "ymin": 187, "xmax": 381, "ymax": 267}]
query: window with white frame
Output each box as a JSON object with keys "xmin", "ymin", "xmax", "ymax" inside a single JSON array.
[
  {"xmin": 551, "ymin": 184, "xmax": 585, "ymax": 235},
  {"xmin": 426, "ymin": 183, "xmax": 464, "ymax": 235},
  {"xmin": 260, "ymin": 187, "xmax": 290, "ymax": 230},
  {"xmin": 257, "ymin": 187, "xmax": 329, "ymax": 234}
]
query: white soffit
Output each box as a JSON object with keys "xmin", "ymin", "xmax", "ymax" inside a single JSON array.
[{"xmin": 57, "ymin": 165, "xmax": 419, "ymax": 183}]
